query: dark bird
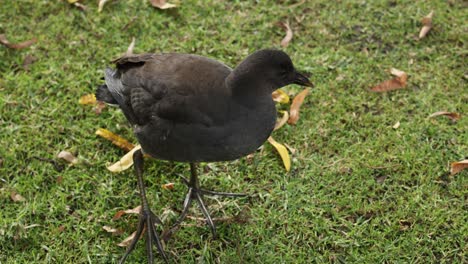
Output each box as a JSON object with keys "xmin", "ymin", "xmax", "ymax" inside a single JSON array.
[{"xmin": 96, "ymin": 49, "xmax": 313, "ymax": 263}]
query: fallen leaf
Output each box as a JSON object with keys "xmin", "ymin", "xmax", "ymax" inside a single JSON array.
[
  {"xmin": 10, "ymin": 192, "xmax": 26, "ymax": 202},
  {"xmin": 98, "ymin": 0, "xmax": 111, "ymax": 12},
  {"xmin": 0, "ymin": 34, "xmax": 37, "ymax": 49},
  {"xmin": 96, "ymin": 128, "xmax": 135, "ymax": 152},
  {"xmin": 392, "ymin": 121, "xmax": 400, "ymax": 129},
  {"xmin": 428, "ymin": 111, "xmax": 461, "ymax": 121},
  {"xmin": 162, "ymin": 182, "xmax": 175, "ymax": 190},
  {"xmin": 288, "ymin": 88, "xmax": 309, "ymax": 125},
  {"xmin": 57, "ymin": 225, "xmax": 66, "ymax": 233},
  {"xmin": 22, "ymin": 54, "xmax": 38, "ymax": 71},
  {"xmin": 118, "ymin": 231, "xmax": 137, "ymax": 247},
  {"xmin": 94, "ymin": 101, "xmax": 106, "ymax": 115},
  {"xmin": 79, "ymin": 94, "xmax": 96, "ymax": 105},
  {"xmin": 125, "ymin": 37, "xmax": 136, "ymax": 56},
  {"xmin": 450, "ymin": 160, "xmax": 468, "ymax": 175},
  {"xmin": 277, "ymin": 21, "xmax": 293, "ymax": 48},
  {"xmin": 107, "ymin": 145, "xmax": 142, "ymax": 172},
  {"xmin": 112, "ymin": 205, "xmax": 142, "ymax": 220},
  {"xmin": 150, "ymin": 0, "xmax": 177, "ymax": 9},
  {"xmin": 67, "ymin": 0, "xmax": 79, "ymax": 3},
  {"xmin": 274, "ymin": 110, "xmax": 289, "ymax": 131},
  {"xmin": 73, "ymin": 2, "xmax": 87, "ymax": 11},
  {"xmin": 272, "ymin": 89, "xmax": 290, "ymax": 104},
  {"xmin": 267, "ymin": 136, "xmax": 291, "ymax": 172},
  {"xmin": 56, "ymin": 176, "xmax": 63, "ymax": 184},
  {"xmin": 419, "ymin": 11, "xmax": 434, "ymax": 39},
  {"xmin": 57, "ymin": 151, "xmax": 79, "ymax": 164},
  {"xmin": 399, "ymin": 219, "xmax": 412, "ymax": 231},
  {"xmin": 103, "ymin": 225, "xmax": 124, "ymax": 235},
  {"xmin": 370, "ymin": 68, "xmax": 408, "ymax": 92}
]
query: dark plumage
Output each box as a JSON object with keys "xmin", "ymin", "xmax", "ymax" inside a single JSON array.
[{"xmin": 96, "ymin": 49, "xmax": 312, "ymax": 264}]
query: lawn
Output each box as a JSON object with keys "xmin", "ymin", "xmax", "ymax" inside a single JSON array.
[{"xmin": 0, "ymin": 0, "xmax": 466, "ymax": 263}]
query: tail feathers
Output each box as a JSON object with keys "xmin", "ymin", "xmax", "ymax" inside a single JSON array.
[{"xmin": 96, "ymin": 84, "xmax": 118, "ymax": 105}]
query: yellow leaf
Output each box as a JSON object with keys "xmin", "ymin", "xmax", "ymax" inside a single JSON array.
[
  {"xmin": 67, "ymin": 0, "xmax": 79, "ymax": 3},
  {"xmin": 274, "ymin": 110, "xmax": 289, "ymax": 131},
  {"xmin": 107, "ymin": 145, "xmax": 141, "ymax": 173},
  {"xmin": 272, "ymin": 89, "xmax": 290, "ymax": 104},
  {"xmin": 267, "ymin": 136, "xmax": 291, "ymax": 172},
  {"xmin": 79, "ymin": 94, "xmax": 96, "ymax": 105},
  {"xmin": 96, "ymin": 128, "xmax": 135, "ymax": 152}
]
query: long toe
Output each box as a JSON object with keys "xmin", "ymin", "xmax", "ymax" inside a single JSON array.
[{"xmin": 119, "ymin": 209, "xmax": 168, "ymax": 264}]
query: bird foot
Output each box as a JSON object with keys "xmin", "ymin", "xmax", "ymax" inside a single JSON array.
[
  {"xmin": 162, "ymin": 177, "xmax": 247, "ymax": 242},
  {"xmin": 119, "ymin": 207, "xmax": 168, "ymax": 264}
]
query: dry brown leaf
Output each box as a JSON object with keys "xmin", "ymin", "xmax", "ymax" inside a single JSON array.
[
  {"xmin": 72, "ymin": 2, "xmax": 87, "ymax": 11},
  {"xmin": 103, "ymin": 225, "xmax": 124, "ymax": 235},
  {"xmin": 107, "ymin": 145, "xmax": 141, "ymax": 172},
  {"xmin": 79, "ymin": 94, "xmax": 97, "ymax": 105},
  {"xmin": 288, "ymin": 88, "xmax": 309, "ymax": 125},
  {"xmin": 94, "ymin": 101, "xmax": 106, "ymax": 115},
  {"xmin": 10, "ymin": 192, "xmax": 26, "ymax": 202},
  {"xmin": 267, "ymin": 136, "xmax": 291, "ymax": 172},
  {"xmin": 278, "ymin": 21, "xmax": 293, "ymax": 48},
  {"xmin": 274, "ymin": 110, "xmax": 289, "ymax": 131},
  {"xmin": 22, "ymin": 54, "xmax": 38, "ymax": 71},
  {"xmin": 96, "ymin": 128, "xmax": 135, "ymax": 152},
  {"xmin": 428, "ymin": 111, "xmax": 461, "ymax": 121},
  {"xmin": 150, "ymin": 0, "xmax": 177, "ymax": 9},
  {"xmin": 419, "ymin": 11, "xmax": 434, "ymax": 39},
  {"xmin": 162, "ymin": 182, "xmax": 175, "ymax": 190},
  {"xmin": 118, "ymin": 231, "xmax": 137, "ymax": 247},
  {"xmin": 57, "ymin": 225, "xmax": 66, "ymax": 233},
  {"xmin": 370, "ymin": 68, "xmax": 408, "ymax": 92},
  {"xmin": 98, "ymin": 0, "xmax": 110, "ymax": 12},
  {"xmin": 272, "ymin": 89, "xmax": 290, "ymax": 104},
  {"xmin": 450, "ymin": 160, "xmax": 468, "ymax": 175},
  {"xmin": 0, "ymin": 34, "xmax": 37, "ymax": 49},
  {"xmin": 113, "ymin": 205, "xmax": 142, "ymax": 220},
  {"xmin": 57, "ymin": 151, "xmax": 79, "ymax": 164}
]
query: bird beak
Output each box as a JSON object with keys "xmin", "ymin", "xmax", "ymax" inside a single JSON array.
[{"xmin": 293, "ymin": 71, "xmax": 314, "ymax": 87}]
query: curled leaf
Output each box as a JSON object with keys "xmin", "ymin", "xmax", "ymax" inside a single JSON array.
[
  {"xmin": 118, "ymin": 231, "xmax": 137, "ymax": 247},
  {"xmin": 103, "ymin": 225, "xmax": 124, "ymax": 235},
  {"xmin": 10, "ymin": 192, "xmax": 26, "ymax": 202},
  {"xmin": 267, "ymin": 136, "xmax": 291, "ymax": 172},
  {"xmin": 79, "ymin": 94, "xmax": 96, "ymax": 105},
  {"xmin": 419, "ymin": 11, "xmax": 434, "ymax": 39},
  {"xmin": 272, "ymin": 89, "xmax": 290, "ymax": 104},
  {"xmin": 428, "ymin": 111, "xmax": 461, "ymax": 121},
  {"xmin": 112, "ymin": 205, "xmax": 142, "ymax": 220},
  {"xmin": 98, "ymin": 0, "xmax": 110, "ymax": 12},
  {"xmin": 450, "ymin": 160, "xmax": 468, "ymax": 176},
  {"xmin": 392, "ymin": 121, "xmax": 400, "ymax": 129},
  {"xmin": 125, "ymin": 37, "xmax": 136, "ymax": 56},
  {"xmin": 150, "ymin": 0, "xmax": 177, "ymax": 9},
  {"xmin": 274, "ymin": 110, "xmax": 289, "ymax": 131},
  {"xmin": 288, "ymin": 88, "xmax": 309, "ymax": 125},
  {"xmin": 162, "ymin": 182, "xmax": 175, "ymax": 190},
  {"xmin": 107, "ymin": 145, "xmax": 141, "ymax": 172},
  {"xmin": 277, "ymin": 21, "xmax": 293, "ymax": 48},
  {"xmin": 96, "ymin": 128, "xmax": 135, "ymax": 152},
  {"xmin": 0, "ymin": 34, "xmax": 37, "ymax": 49},
  {"xmin": 370, "ymin": 68, "xmax": 408, "ymax": 92},
  {"xmin": 57, "ymin": 151, "xmax": 79, "ymax": 164}
]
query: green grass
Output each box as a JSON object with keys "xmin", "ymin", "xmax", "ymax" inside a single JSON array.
[{"xmin": 1, "ymin": 0, "xmax": 467, "ymax": 263}]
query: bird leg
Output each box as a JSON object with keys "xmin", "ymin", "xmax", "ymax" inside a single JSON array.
[
  {"xmin": 163, "ymin": 163, "xmax": 246, "ymax": 241},
  {"xmin": 119, "ymin": 149, "xmax": 168, "ymax": 264}
]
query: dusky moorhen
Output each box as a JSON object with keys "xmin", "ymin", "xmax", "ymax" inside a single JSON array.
[{"xmin": 96, "ymin": 49, "xmax": 313, "ymax": 263}]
